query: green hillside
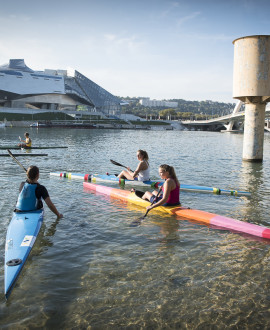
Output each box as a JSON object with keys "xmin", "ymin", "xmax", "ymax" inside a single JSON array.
[{"xmin": 120, "ymin": 97, "xmax": 237, "ymax": 120}]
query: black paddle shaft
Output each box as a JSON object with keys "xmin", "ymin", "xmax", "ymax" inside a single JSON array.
[
  {"xmin": 110, "ymin": 159, "xmax": 133, "ymax": 172},
  {"xmin": 141, "ymin": 186, "xmax": 163, "ymax": 219},
  {"xmin": 7, "ymin": 149, "xmax": 27, "ymax": 172},
  {"xmin": 130, "ymin": 186, "xmax": 163, "ymax": 226}
]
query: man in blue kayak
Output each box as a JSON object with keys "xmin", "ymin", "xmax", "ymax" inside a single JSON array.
[{"xmin": 15, "ymin": 165, "xmax": 63, "ymax": 219}]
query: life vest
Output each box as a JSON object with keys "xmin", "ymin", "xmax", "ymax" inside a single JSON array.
[
  {"xmin": 15, "ymin": 182, "xmax": 38, "ymax": 211},
  {"xmin": 25, "ymin": 137, "xmax": 32, "ymax": 147}
]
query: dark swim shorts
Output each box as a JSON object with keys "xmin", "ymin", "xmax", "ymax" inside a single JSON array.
[{"xmin": 150, "ymin": 194, "xmax": 163, "ymax": 203}]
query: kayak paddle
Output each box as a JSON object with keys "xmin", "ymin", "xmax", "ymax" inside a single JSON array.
[
  {"xmin": 110, "ymin": 159, "xmax": 133, "ymax": 172},
  {"xmin": 130, "ymin": 186, "xmax": 163, "ymax": 227},
  {"xmin": 7, "ymin": 149, "xmax": 27, "ymax": 172}
]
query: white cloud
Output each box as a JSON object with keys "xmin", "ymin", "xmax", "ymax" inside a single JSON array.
[
  {"xmin": 160, "ymin": 1, "xmax": 180, "ymax": 17},
  {"xmin": 104, "ymin": 33, "xmax": 146, "ymax": 53},
  {"xmin": 176, "ymin": 11, "xmax": 201, "ymax": 26},
  {"xmin": 104, "ymin": 34, "xmax": 116, "ymax": 41},
  {"xmin": 0, "ymin": 0, "xmax": 266, "ymax": 103}
]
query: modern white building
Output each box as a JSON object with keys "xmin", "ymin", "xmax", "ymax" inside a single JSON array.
[
  {"xmin": 139, "ymin": 97, "xmax": 178, "ymax": 108},
  {"xmin": 0, "ymin": 59, "xmax": 123, "ymax": 115}
]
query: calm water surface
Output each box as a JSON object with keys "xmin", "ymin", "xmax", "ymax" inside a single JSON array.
[{"xmin": 0, "ymin": 127, "xmax": 270, "ymax": 329}]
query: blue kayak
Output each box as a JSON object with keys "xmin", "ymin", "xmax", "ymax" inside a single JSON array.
[
  {"xmin": 5, "ymin": 209, "xmax": 44, "ymax": 299},
  {"xmin": 50, "ymin": 172, "xmax": 251, "ymax": 196},
  {"xmin": 91, "ymin": 174, "xmax": 250, "ymax": 196}
]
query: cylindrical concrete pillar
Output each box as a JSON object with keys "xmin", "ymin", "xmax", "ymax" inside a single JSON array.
[
  {"xmin": 242, "ymin": 103, "xmax": 265, "ymax": 161},
  {"xmin": 233, "ymin": 36, "xmax": 270, "ymax": 99},
  {"xmin": 233, "ymin": 35, "xmax": 270, "ymax": 162}
]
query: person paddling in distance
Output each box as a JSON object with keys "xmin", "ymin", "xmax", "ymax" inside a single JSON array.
[
  {"xmin": 18, "ymin": 132, "xmax": 32, "ymax": 148},
  {"xmin": 15, "ymin": 165, "xmax": 63, "ymax": 219},
  {"xmin": 118, "ymin": 149, "xmax": 150, "ymax": 181},
  {"xmin": 142, "ymin": 164, "xmax": 180, "ymax": 211}
]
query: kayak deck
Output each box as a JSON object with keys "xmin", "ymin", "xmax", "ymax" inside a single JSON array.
[
  {"xmin": 5, "ymin": 209, "xmax": 44, "ymax": 299},
  {"xmin": 50, "ymin": 171, "xmax": 251, "ymax": 196},
  {"xmin": 91, "ymin": 174, "xmax": 250, "ymax": 196},
  {"xmin": 0, "ymin": 153, "xmax": 48, "ymax": 157},
  {"xmin": 0, "ymin": 146, "xmax": 68, "ymax": 150},
  {"xmin": 83, "ymin": 182, "xmax": 270, "ymax": 240}
]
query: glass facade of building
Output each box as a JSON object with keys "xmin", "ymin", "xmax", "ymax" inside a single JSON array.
[{"xmin": 74, "ymin": 71, "xmax": 122, "ymax": 115}]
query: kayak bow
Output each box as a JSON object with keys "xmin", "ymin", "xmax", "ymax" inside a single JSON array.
[
  {"xmin": 4, "ymin": 209, "xmax": 44, "ymax": 299},
  {"xmin": 83, "ymin": 182, "xmax": 270, "ymax": 240}
]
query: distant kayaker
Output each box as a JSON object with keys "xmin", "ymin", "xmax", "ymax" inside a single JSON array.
[
  {"xmin": 118, "ymin": 149, "xmax": 150, "ymax": 181},
  {"xmin": 142, "ymin": 164, "xmax": 180, "ymax": 210},
  {"xmin": 18, "ymin": 132, "xmax": 32, "ymax": 148},
  {"xmin": 15, "ymin": 165, "xmax": 63, "ymax": 219}
]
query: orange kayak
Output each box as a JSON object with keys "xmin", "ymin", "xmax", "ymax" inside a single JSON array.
[{"xmin": 83, "ymin": 182, "xmax": 270, "ymax": 240}]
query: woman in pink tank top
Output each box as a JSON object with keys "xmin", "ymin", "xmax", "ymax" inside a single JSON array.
[{"xmin": 142, "ymin": 164, "xmax": 180, "ymax": 210}]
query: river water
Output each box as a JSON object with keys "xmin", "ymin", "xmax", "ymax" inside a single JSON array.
[{"xmin": 0, "ymin": 127, "xmax": 270, "ymax": 329}]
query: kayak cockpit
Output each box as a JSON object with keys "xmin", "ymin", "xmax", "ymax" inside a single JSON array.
[{"xmin": 134, "ymin": 190, "xmax": 145, "ymax": 199}]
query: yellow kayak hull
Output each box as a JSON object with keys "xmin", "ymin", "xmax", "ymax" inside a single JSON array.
[{"xmin": 83, "ymin": 182, "xmax": 270, "ymax": 239}]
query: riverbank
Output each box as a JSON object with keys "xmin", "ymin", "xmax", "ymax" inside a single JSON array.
[
  {"xmin": 0, "ymin": 107, "xmax": 181, "ymax": 130},
  {"xmin": 2, "ymin": 119, "xmax": 178, "ymax": 130}
]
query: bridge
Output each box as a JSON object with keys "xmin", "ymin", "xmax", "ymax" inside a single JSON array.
[{"xmin": 181, "ymin": 101, "xmax": 270, "ymax": 132}]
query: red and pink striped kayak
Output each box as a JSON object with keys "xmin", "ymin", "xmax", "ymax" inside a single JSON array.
[{"xmin": 83, "ymin": 182, "xmax": 270, "ymax": 240}]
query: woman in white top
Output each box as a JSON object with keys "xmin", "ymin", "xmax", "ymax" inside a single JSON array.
[{"xmin": 118, "ymin": 150, "xmax": 150, "ymax": 181}]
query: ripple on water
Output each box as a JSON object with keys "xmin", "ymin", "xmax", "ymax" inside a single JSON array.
[{"xmin": 1, "ymin": 128, "xmax": 270, "ymax": 328}]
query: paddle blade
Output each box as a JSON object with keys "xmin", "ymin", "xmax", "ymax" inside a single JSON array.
[
  {"xmin": 110, "ymin": 159, "xmax": 123, "ymax": 167},
  {"xmin": 130, "ymin": 215, "xmax": 146, "ymax": 227},
  {"xmin": 130, "ymin": 210, "xmax": 148, "ymax": 227},
  {"xmin": 130, "ymin": 219, "xmax": 142, "ymax": 227},
  {"xmin": 110, "ymin": 159, "xmax": 131, "ymax": 171}
]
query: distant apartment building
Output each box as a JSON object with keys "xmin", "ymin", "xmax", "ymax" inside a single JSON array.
[{"xmin": 139, "ymin": 98, "xmax": 178, "ymax": 108}]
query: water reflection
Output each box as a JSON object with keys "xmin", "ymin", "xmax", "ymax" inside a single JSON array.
[
  {"xmin": 239, "ymin": 161, "xmax": 270, "ymax": 226},
  {"xmin": 239, "ymin": 161, "xmax": 265, "ymax": 194},
  {"xmin": 154, "ymin": 217, "xmax": 180, "ymax": 243}
]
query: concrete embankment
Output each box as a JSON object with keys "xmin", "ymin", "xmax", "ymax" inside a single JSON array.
[{"xmin": 3, "ymin": 121, "xmax": 177, "ymax": 130}]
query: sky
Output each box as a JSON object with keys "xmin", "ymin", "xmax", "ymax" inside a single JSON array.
[{"xmin": 0, "ymin": 0, "xmax": 270, "ymax": 103}]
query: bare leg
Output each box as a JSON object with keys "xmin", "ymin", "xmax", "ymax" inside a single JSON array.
[
  {"xmin": 142, "ymin": 191, "xmax": 156, "ymax": 201},
  {"xmin": 118, "ymin": 170, "xmax": 134, "ymax": 180}
]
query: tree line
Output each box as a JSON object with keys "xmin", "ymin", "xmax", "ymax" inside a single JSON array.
[{"xmin": 119, "ymin": 97, "xmax": 236, "ymax": 120}]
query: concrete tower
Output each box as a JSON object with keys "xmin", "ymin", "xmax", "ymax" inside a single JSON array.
[{"xmin": 233, "ymin": 35, "xmax": 270, "ymax": 162}]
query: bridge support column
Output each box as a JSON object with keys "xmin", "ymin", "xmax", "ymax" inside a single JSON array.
[
  {"xmin": 233, "ymin": 35, "xmax": 270, "ymax": 162},
  {"xmin": 242, "ymin": 102, "xmax": 265, "ymax": 162}
]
